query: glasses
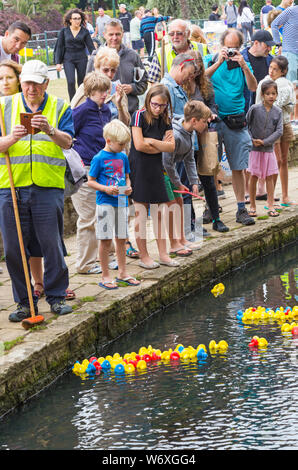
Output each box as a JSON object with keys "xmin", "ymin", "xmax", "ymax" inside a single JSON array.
[
  {"xmin": 101, "ymin": 67, "xmax": 117, "ymax": 74},
  {"xmin": 71, "ymin": 17, "xmax": 82, "ymax": 20},
  {"xmin": 168, "ymin": 31, "xmax": 184, "ymax": 37},
  {"xmin": 150, "ymin": 102, "xmax": 168, "ymax": 109}
]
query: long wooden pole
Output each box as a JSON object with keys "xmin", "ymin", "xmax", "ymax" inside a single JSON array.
[{"xmin": 0, "ymin": 104, "xmax": 36, "ymax": 318}]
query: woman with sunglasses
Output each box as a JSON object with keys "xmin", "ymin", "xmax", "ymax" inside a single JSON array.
[
  {"xmin": 129, "ymin": 84, "xmax": 177, "ymax": 269},
  {"xmin": 55, "ymin": 8, "xmax": 95, "ymax": 101},
  {"xmin": 71, "ymin": 46, "xmax": 130, "ymax": 126}
]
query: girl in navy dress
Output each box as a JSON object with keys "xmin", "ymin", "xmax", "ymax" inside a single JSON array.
[{"xmin": 129, "ymin": 84, "xmax": 177, "ymax": 269}]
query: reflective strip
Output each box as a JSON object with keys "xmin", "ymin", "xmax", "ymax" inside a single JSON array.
[
  {"xmin": 0, "ymin": 155, "xmax": 30, "ymax": 165},
  {"xmin": 1, "ymin": 95, "xmax": 13, "ymax": 135},
  {"xmin": 0, "ymin": 154, "xmax": 66, "ymax": 166}
]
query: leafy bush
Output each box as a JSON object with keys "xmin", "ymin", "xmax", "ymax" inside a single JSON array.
[{"xmin": 0, "ymin": 8, "xmax": 63, "ymax": 36}]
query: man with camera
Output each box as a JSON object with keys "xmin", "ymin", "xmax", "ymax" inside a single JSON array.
[{"xmin": 206, "ymin": 29, "xmax": 257, "ymax": 226}]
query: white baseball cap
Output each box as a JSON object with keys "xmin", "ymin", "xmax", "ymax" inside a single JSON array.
[
  {"xmin": 20, "ymin": 60, "xmax": 49, "ymax": 84},
  {"xmin": 119, "ymin": 4, "xmax": 126, "ymax": 8}
]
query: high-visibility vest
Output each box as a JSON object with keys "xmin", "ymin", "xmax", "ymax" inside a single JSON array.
[
  {"xmin": 157, "ymin": 41, "xmax": 208, "ymax": 74},
  {"xmin": 0, "ymin": 92, "xmax": 70, "ymax": 189}
]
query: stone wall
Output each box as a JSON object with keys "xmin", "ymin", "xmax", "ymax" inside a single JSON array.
[{"xmin": 0, "ymin": 213, "xmax": 297, "ymax": 417}]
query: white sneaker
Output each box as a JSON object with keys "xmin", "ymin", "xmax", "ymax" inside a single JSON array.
[
  {"xmin": 108, "ymin": 260, "xmax": 118, "ymax": 270},
  {"xmin": 86, "ymin": 264, "xmax": 102, "ymax": 274}
]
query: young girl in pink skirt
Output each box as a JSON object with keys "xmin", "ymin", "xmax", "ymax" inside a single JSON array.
[{"xmin": 246, "ymin": 80, "xmax": 283, "ymax": 218}]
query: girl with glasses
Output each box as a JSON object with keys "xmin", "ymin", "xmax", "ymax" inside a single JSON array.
[
  {"xmin": 54, "ymin": 8, "xmax": 95, "ymax": 101},
  {"xmin": 129, "ymin": 84, "xmax": 178, "ymax": 269}
]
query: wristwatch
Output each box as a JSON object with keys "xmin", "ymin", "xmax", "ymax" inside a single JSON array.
[{"xmin": 48, "ymin": 125, "xmax": 55, "ymax": 136}]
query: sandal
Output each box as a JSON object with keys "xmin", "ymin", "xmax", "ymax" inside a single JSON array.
[
  {"xmin": 126, "ymin": 241, "xmax": 139, "ymax": 259},
  {"xmin": 169, "ymin": 247, "xmax": 192, "ymax": 257},
  {"xmin": 65, "ymin": 288, "xmax": 76, "ymax": 300},
  {"xmin": 99, "ymin": 280, "xmax": 118, "ymax": 290},
  {"xmin": 267, "ymin": 210, "xmax": 279, "ymax": 217},
  {"xmin": 34, "ymin": 282, "xmax": 44, "ymax": 299},
  {"xmin": 248, "ymin": 209, "xmax": 257, "ymax": 217},
  {"xmin": 116, "ymin": 276, "xmax": 141, "ymax": 286}
]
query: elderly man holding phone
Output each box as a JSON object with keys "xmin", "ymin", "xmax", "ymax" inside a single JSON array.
[{"xmin": 0, "ymin": 60, "xmax": 74, "ymax": 322}]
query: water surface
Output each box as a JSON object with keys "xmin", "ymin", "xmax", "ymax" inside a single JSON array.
[{"xmin": 0, "ymin": 243, "xmax": 297, "ymax": 450}]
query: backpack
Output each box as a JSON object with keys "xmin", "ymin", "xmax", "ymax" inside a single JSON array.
[
  {"xmin": 225, "ymin": 4, "xmax": 237, "ymax": 17},
  {"xmin": 63, "ymin": 147, "xmax": 87, "ymax": 198}
]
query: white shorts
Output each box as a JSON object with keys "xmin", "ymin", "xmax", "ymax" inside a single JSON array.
[{"xmin": 96, "ymin": 205, "xmax": 128, "ymax": 240}]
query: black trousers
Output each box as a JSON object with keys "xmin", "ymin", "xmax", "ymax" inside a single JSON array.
[
  {"xmin": 143, "ymin": 31, "xmax": 155, "ymax": 60},
  {"xmin": 177, "ymin": 157, "xmax": 220, "ymax": 229},
  {"xmin": 63, "ymin": 57, "xmax": 87, "ymax": 101}
]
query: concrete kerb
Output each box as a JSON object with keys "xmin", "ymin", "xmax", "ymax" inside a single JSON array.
[{"xmin": 0, "ymin": 206, "xmax": 297, "ymax": 417}]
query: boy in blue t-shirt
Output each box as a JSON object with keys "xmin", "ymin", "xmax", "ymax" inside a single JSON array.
[{"xmin": 88, "ymin": 119, "xmax": 141, "ymax": 290}]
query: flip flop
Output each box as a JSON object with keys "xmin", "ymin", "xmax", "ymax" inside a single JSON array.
[
  {"xmin": 248, "ymin": 209, "xmax": 257, "ymax": 217},
  {"xmin": 99, "ymin": 280, "xmax": 118, "ymax": 290},
  {"xmin": 264, "ymin": 205, "xmax": 282, "ymax": 212},
  {"xmin": 267, "ymin": 210, "xmax": 279, "ymax": 217},
  {"xmin": 116, "ymin": 277, "xmax": 141, "ymax": 286},
  {"xmin": 169, "ymin": 247, "xmax": 192, "ymax": 257},
  {"xmin": 184, "ymin": 242, "xmax": 201, "ymax": 251},
  {"xmin": 126, "ymin": 241, "xmax": 139, "ymax": 259},
  {"xmin": 280, "ymin": 202, "xmax": 297, "ymax": 207},
  {"xmin": 65, "ymin": 288, "xmax": 76, "ymax": 300},
  {"xmin": 256, "ymin": 194, "xmax": 267, "ymax": 201},
  {"xmin": 33, "ymin": 283, "xmax": 44, "ymax": 299}
]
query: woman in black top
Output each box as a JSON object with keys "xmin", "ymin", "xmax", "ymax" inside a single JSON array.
[{"xmin": 55, "ymin": 8, "xmax": 95, "ymax": 101}]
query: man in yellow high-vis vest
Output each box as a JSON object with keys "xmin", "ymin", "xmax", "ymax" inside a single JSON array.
[
  {"xmin": 0, "ymin": 60, "xmax": 75, "ymax": 322},
  {"xmin": 147, "ymin": 19, "xmax": 201, "ymax": 84}
]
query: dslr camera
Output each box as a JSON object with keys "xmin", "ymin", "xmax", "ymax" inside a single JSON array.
[{"xmin": 227, "ymin": 48, "xmax": 237, "ymax": 57}]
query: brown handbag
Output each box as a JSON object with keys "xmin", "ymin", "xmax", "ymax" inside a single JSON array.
[{"xmin": 197, "ymin": 129, "xmax": 220, "ymax": 176}]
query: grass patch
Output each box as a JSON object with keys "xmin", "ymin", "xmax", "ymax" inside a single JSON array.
[
  {"xmin": 4, "ymin": 336, "xmax": 24, "ymax": 351},
  {"xmin": 80, "ymin": 296, "xmax": 97, "ymax": 302},
  {"xmin": 257, "ymin": 215, "xmax": 269, "ymax": 220}
]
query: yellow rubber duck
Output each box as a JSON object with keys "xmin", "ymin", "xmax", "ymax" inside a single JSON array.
[
  {"xmin": 258, "ymin": 337, "xmax": 268, "ymax": 348},
  {"xmin": 136, "ymin": 359, "xmax": 147, "ymax": 370},
  {"xmin": 281, "ymin": 323, "xmax": 292, "ymax": 333},
  {"xmin": 211, "ymin": 283, "xmax": 225, "ymax": 297},
  {"xmin": 209, "ymin": 340, "xmax": 218, "ymax": 351},
  {"xmin": 124, "ymin": 363, "xmax": 135, "ymax": 373},
  {"xmin": 217, "ymin": 340, "xmax": 229, "ymax": 351}
]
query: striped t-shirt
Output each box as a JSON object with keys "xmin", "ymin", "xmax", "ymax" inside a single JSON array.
[
  {"xmin": 140, "ymin": 15, "xmax": 170, "ymax": 37},
  {"xmin": 271, "ymin": 5, "xmax": 298, "ymax": 54}
]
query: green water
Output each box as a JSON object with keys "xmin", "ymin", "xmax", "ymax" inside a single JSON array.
[{"xmin": 0, "ymin": 243, "xmax": 297, "ymax": 450}]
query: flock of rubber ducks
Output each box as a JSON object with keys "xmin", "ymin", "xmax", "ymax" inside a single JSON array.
[
  {"xmin": 72, "ymin": 281, "xmax": 298, "ymax": 379},
  {"xmin": 72, "ymin": 340, "xmax": 230, "ymax": 377}
]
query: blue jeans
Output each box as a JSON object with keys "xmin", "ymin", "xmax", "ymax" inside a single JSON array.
[{"xmin": 0, "ymin": 185, "xmax": 69, "ymax": 306}]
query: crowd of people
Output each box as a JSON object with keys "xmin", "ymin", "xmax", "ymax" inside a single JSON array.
[{"xmin": 0, "ymin": 1, "xmax": 296, "ymax": 322}]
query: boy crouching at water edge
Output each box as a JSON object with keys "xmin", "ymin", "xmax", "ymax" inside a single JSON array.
[
  {"xmin": 162, "ymin": 100, "xmax": 212, "ymax": 254},
  {"xmin": 88, "ymin": 120, "xmax": 141, "ymax": 290}
]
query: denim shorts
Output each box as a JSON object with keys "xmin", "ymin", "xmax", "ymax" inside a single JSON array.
[
  {"xmin": 96, "ymin": 204, "xmax": 128, "ymax": 240},
  {"xmin": 216, "ymin": 119, "xmax": 252, "ymax": 171},
  {"xmin": 283, "ymin": 51, "xmax": 298, "ymax": 85}
]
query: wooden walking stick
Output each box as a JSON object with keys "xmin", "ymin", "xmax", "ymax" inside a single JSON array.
[
  {"xmin": 161, "ymin": 36, "xmax": 165, "ymax": 79},
  {"xmin": 0, "ymin": 103, "xmax": 44, "ymax": 329}
]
